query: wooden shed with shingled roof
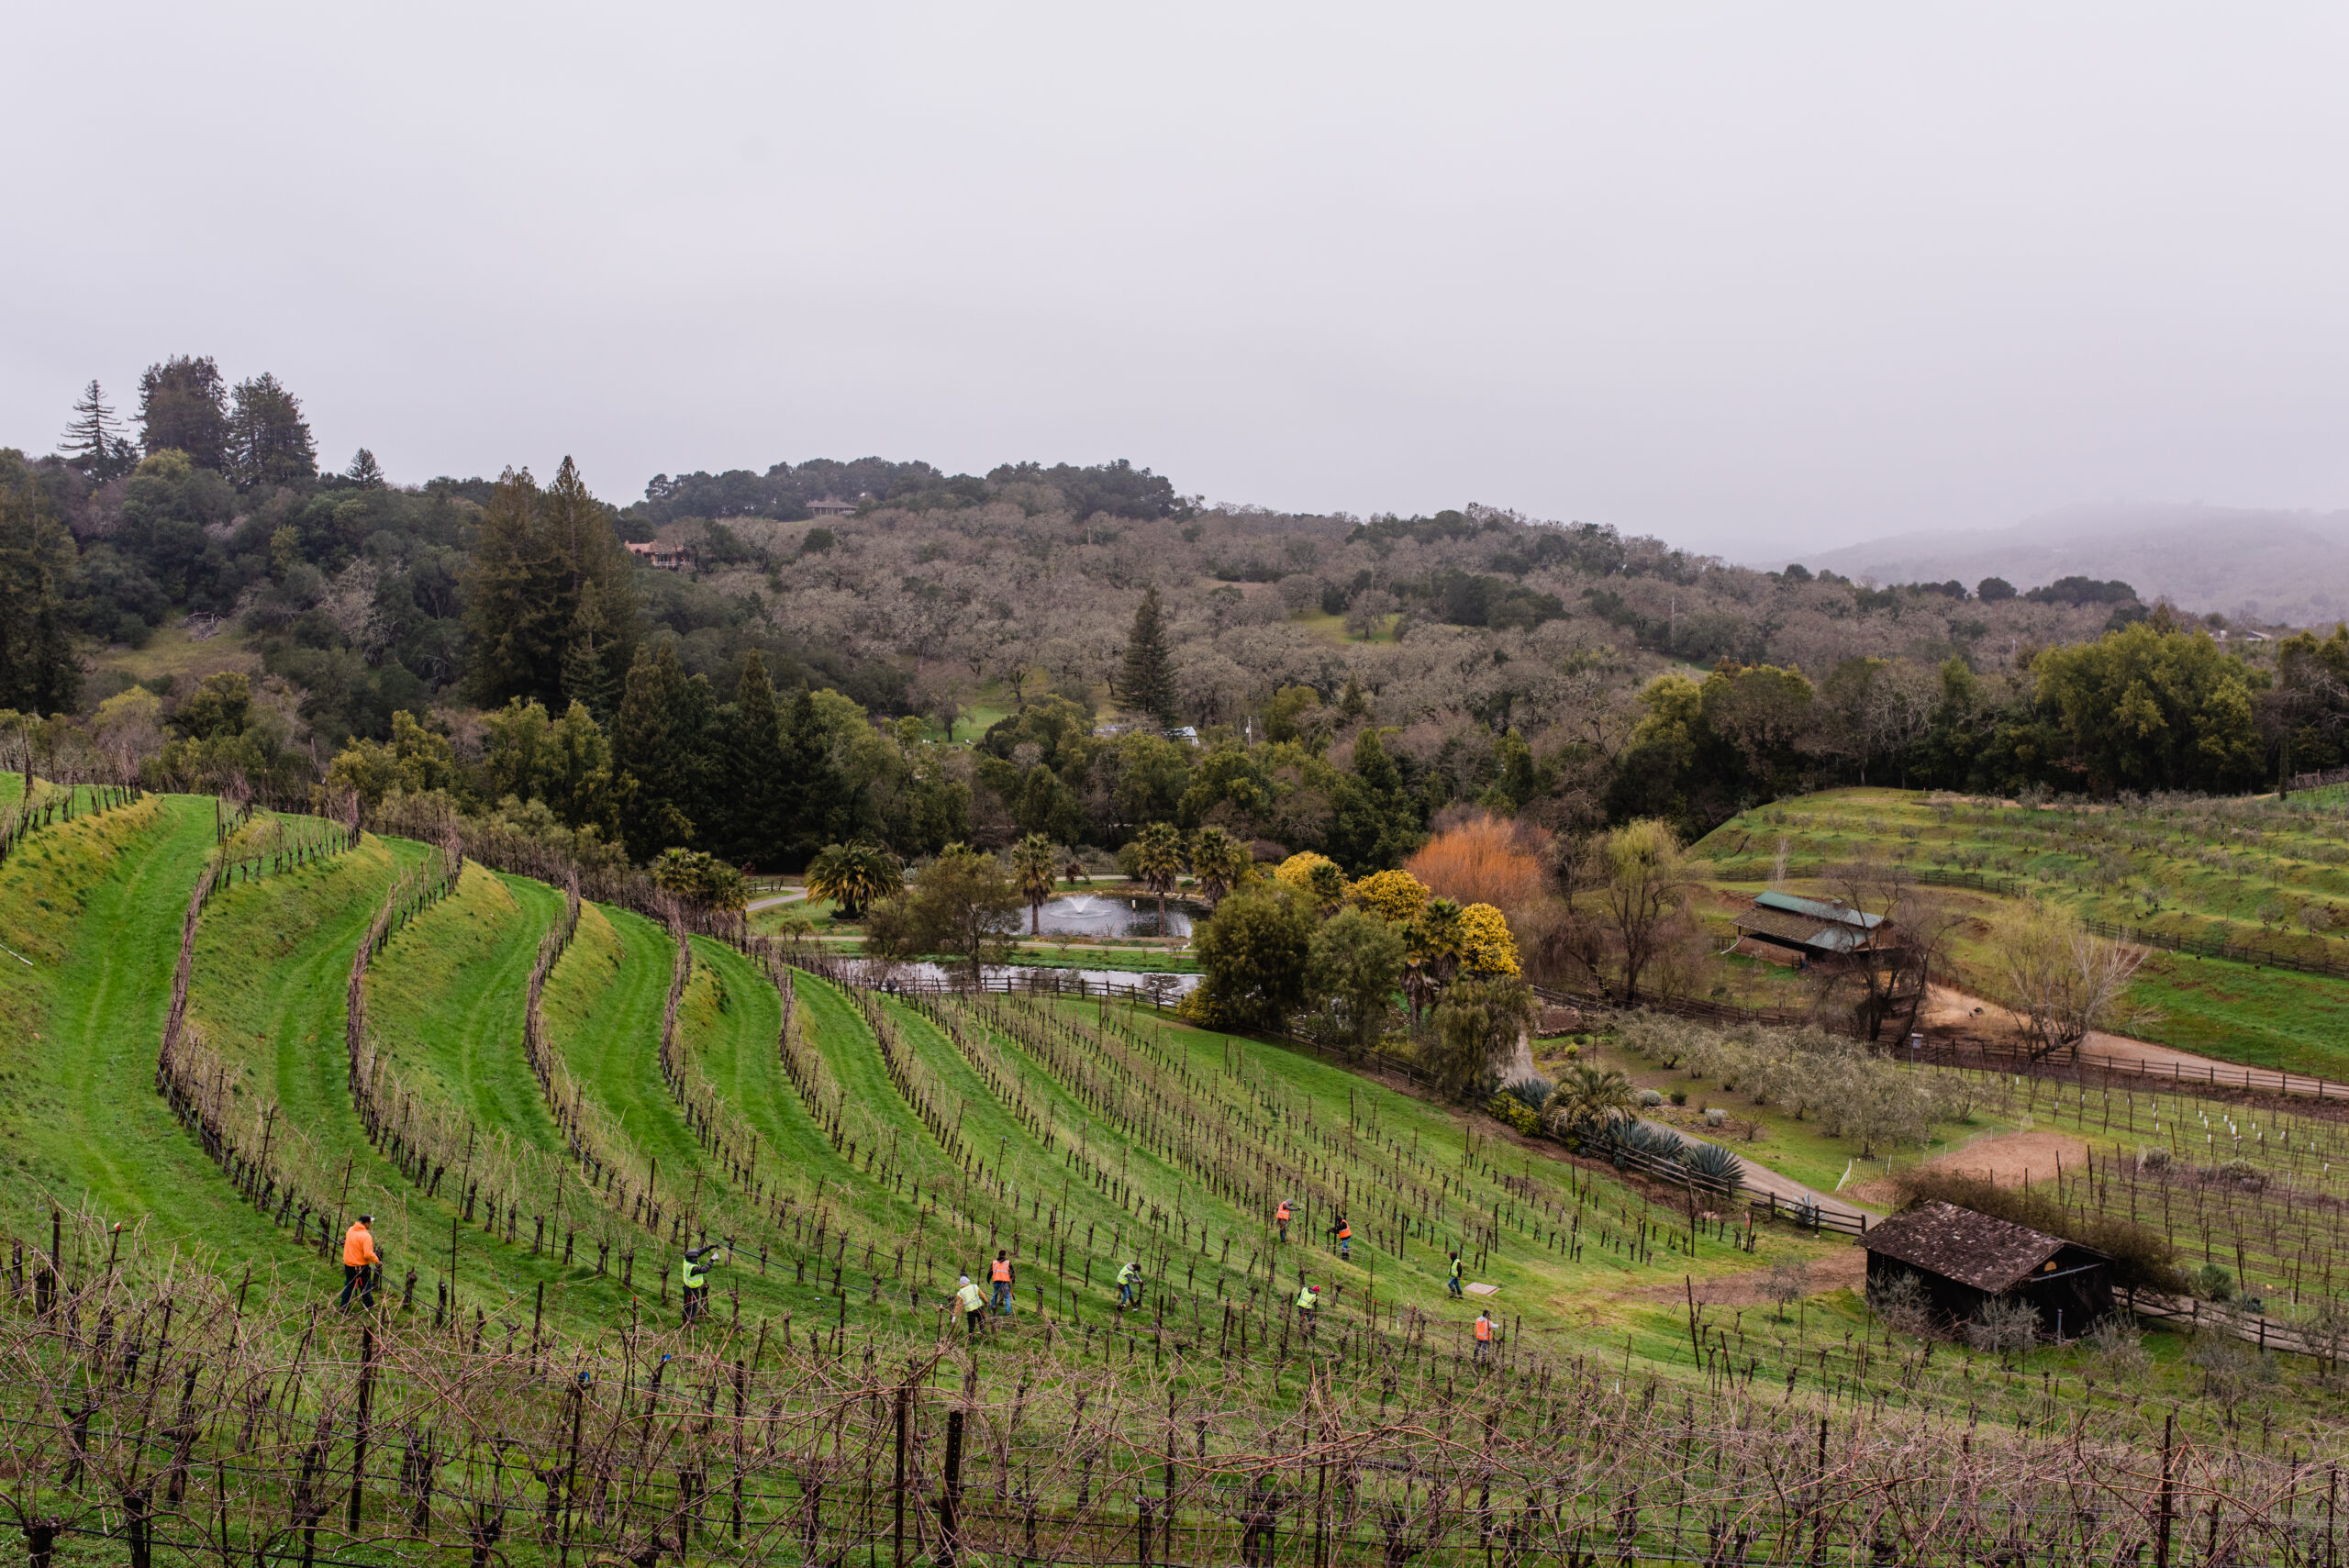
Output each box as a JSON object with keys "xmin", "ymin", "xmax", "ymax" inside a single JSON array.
[{"xmin": 1859, "ymin": 1200, "xmax": 2112, "ymax": 1337}]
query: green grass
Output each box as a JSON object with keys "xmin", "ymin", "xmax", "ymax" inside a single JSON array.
[
  {"xmin": 17, "ymin": 776, "xmax": 2335, "ymax": 1431},
  {"xmin": 367, "ymin": 862, "xmax": 564, "ymax": 1153},
  {"xmin": 0, "ymin": 794, "xmax": 338, "ymax": 1282},
  {"xmin": 1691, "ymin": 786, "xmax": 2349, "ymax": 1075}
]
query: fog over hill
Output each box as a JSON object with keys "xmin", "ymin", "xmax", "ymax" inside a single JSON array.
[{"xmin": 1797, "ymin": 505, "xmax": 2349, "ymax": 627}]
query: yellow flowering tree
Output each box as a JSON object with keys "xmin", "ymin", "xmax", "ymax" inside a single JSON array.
[
  {"xmin": 1347, "ymin": 868, "xmax": 1429, "ymax": 926},
  {"xmin": 1457, "ymin": 902, "xmax": 1520, "ymax": 977}
]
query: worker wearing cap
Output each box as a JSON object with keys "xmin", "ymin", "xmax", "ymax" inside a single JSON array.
[
  {"xmin": 989, "ymin": 1250, "xmax": 1015, "ymax": 1313},
  {"xmin": 1115, "ymin": 1258, "xmax": 1142, "ymax": 1309},
  {"xmin": 1275, "ymin": 1200, "xmax": 1292, "ymax": 1244},
  {"xmin": 1474, "ymin": 1309, "xmax": 1493, "ymax": 1363},
  {"xmin": 340, "ymin": 1216, "xmax": 380, "ymax": 1309},
  {"xmin": 953, "ymin": 1273, "xmax": 988, "ymax": 1338},
  {"xmin": 1331, "ymin": 1213, "xmax": 1352, "ymax": 1262},
  {"xmin": 1295, "ymin": 1278, "xmax": 1320, "ymax": 1338}
]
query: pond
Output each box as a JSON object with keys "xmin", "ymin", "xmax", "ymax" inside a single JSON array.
[{"xmin": 1034, "ymin": 894, "xmax": 1194, "ymax": 939}]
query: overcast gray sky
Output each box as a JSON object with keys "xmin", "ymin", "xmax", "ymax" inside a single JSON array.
[{"xmin": 7, "ymin": 4, "xmax": 2348, "ymax": 557}]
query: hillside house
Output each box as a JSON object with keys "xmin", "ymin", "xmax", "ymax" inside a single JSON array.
[
  {"xmin": 807, "ymin": 495, "xmax": 856, "ymax": 517},
  {"xmin": 624, "ymin": 539, "xmax": 687, "ymax": 571},
  {"xmin": 1859, "ymin": 1200, "xmax": 2112, "ymax": 1337}
]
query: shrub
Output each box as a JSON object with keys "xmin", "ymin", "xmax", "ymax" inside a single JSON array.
[
  {"xmin": 1485, "ymin": 1094, "xmax": 1542, "ymax": 1137},
  {"xmin": 1637, "ymin": 1088, "xmax": 1664, "ymax": 1107},
  {"xmin": 1966, "ymin": 1298, "xmax": 2041, "ymax": 1364},
  {"xmin": 2139, "ymin": 1147, "xmax": 2171, "ymax": 1173},
  {"xmin": 1704, "ymin": 1106, "xmax": 1727, "ymax": 1128},
  {"xmin": 1668, "ymin": 1089, "xmax": 1687, "ymax": 1106},
  {"xmin": 2213, "ymin": 1158, "xmax": 2263, "ymax": 1188},
  {"xmin": 2194, "ymin": 1262, "xmax": 2234, "ymax": 1302},
  {"xmin": 1868, "ymin": 1271, "xmax": 1937, "ymax": 1340}
]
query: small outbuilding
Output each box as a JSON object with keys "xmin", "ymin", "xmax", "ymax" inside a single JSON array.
[
  {"xmin": 1733, "ymin": 890, "xmax": 1888, "ymax": 963},
  {"xmin": 1859, "ymin": 1200, "xmax": 2112, "ymax": 1337}
]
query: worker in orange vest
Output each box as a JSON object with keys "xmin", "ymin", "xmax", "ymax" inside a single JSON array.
[
  {"xmin": 989, "ymin": 1250, "xmax": 1015, "ymax": 1313},
  {"xmin": 1330, "ymin": 1213, "xmax": 1352, "ymax": 1262},
  {"xmin": 1275, "ymin": 1200, "xmax": 1292, "ymax": 1244},
  {"xmin": 1473, "ymin": 1309, "xmax": 1493, "ymax": 1363},
  {"xmin": 340, "ymin": 1215, "xmax": 380, "ymax": 1310}
]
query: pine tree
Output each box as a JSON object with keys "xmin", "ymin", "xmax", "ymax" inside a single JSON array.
[
  {"xmin": 724, "ymin": 651, "xmax": 787, "ymax": 867},
  {"xmin": 137, "ymin": 355, "xmax": 229, "ymax": 470},
  {"xmin": 228, "ymin": 373, "xmax": 317, "ymax": 488},
  {"xmin": 779, "ymin": 686, "xmax": 852, "ymax": 867},
  {"xmin": 463, "ymin": 468, "xmax": 566, "ymax": 708},
  {"xmin": 345, "ymin": 448, "xmax": 385, "ymax": 488},
  {"xmin": 1115, "ymin": 585, "xmax": 1179, "ymax": 725},
  {"xmin": 61, "ymin": 382, "xmax": 133, "ymax": 480},
  {"xmin": 613, "ymin": 642, "xmax": 696, "ymax": 859}
]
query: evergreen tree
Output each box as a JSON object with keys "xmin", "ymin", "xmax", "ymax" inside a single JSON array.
[
  {"xmin": 463, "ymin": 468, "xmax": 567, "ymax": 708},
  {"xmin": 61, "ymin": 381, "xmax": 135, "ymax": 480},
  {"xmin": 228, "ymin": 373, "xmax": 317, "ymax": 488},
  {"xmin": 725, "ymin": 651, "xmax": 787, "ymax": 868},
  {"xmin": 612, "ymin": 641, "xmax": 720, "ymax": 861},
  {"xmin": 545, "ymin": 456, "xmax": 640, "ymax": 705},
  {"xmin": 0, "ymin": 461, "xmax": 82, "ymax": 716},
  {"xmin": 345, "ymin": 448, "xmax": 386, "ymax": 488},
  {"xmin": 778, "ymin": 686, "xmax": 852, "ymax": 867},
  {"xmin": 137, "ymin": 355, "xmax": 229, "ymax": 470},
  {"xmin": 1115, "ymin": 585, "xmax": 1179, "ymax": 725}
]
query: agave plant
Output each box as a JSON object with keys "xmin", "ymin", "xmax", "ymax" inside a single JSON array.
[
  {"xmin": 1500, "ymin": 1076, "xmax": 1554, "ymax": 1113},
  {"xmin": 1678, "ymin": 1141, "xmax": 1745, "ymax": 1195}
]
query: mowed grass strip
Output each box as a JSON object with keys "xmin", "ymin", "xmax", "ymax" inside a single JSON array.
[
  {"xmin": 0, "ymin": 793, "xmax": 340, "ymax": 1282},
  {"xmin": 367, "ymin": 862, "xmax": 564, "ymax": 1153}
]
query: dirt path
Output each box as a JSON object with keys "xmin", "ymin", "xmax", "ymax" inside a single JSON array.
[{"xmin": 1921, "ymin": 983, "xmax": 2343, "ymax": 1099}]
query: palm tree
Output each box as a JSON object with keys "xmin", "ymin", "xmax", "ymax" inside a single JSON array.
[
  {"xmin": 1130, "ymin": 820, "xmax": 1186, "ymax": 938},
  {"xmin": 1189, "ymin": 826, "xmax": 1252, "ymax": 907},
  {"xmin": 807, "ymin": 840, "xmax": 901, "ymax": 919},
  {"xmin": 1542, "ymin": 1064, "xmax": 1640, "ymax": 1136},
  {"xmin": 1010, "ymin": 834, "xmax": 1059, "ymax": 936}
]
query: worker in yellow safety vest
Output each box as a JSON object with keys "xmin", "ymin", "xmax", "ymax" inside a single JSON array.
[
  {"xmin": 680, "ymin": 1241, "xmax": 728, "ymax": 1327},
  {"xmin": 1115, "ymin": 1259, "xmax": 1142, "ymax": 1309},
  {"xmin": 953, "ymin": 1273, "xmax": 988, "ymax": 1338},
  {"xmin": 1448, "ymin": 1251, "xmax": 1464, "ymax": 1297},
  {"xmin": 1295, "ymin": 1279, "xmax": 1320, "ymax": 1338},
  {"xmin": 989, "ymin": 1251, "xmax": 1015, "ymax": 1313}
]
